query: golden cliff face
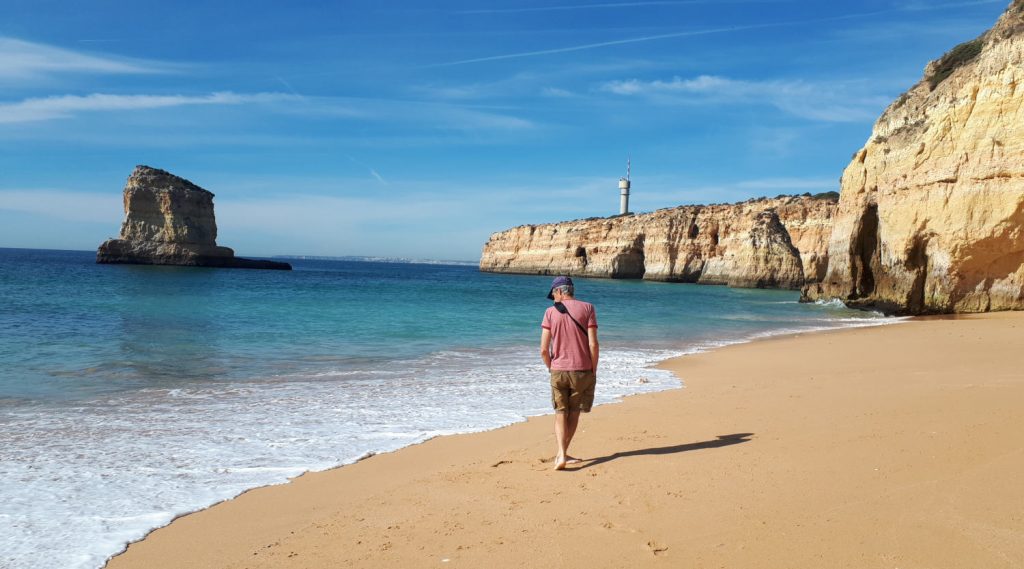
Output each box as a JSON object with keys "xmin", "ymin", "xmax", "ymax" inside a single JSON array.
[
  {"xmin": 804, "ymin": 1, "xmax": 1024, "ymax": 313},
  {"xmin": 480, "ymin": 195, "xmax": 837, "ymax": 290},
  {"xmin": 117, "ymin": 166, "xmax": 221, "ymax": 246}
]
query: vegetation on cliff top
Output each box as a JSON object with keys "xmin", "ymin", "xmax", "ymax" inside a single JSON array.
[
  {"xmin": 774, "ymin": 191, "xmax": 839, "ymax": 201},
  {"xmin": 927, "ymin": 38, "xmax": 984, "ymax": 90},
  {"xmin": 925, "ymin": 0, "xmax": 1024, "ymax": 92}
]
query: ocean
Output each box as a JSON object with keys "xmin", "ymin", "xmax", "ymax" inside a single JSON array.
[{"xmin": 0, "ymin": 248, "xmax": 894, "ymax": 569}]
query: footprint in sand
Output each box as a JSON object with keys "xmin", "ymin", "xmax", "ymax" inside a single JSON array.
[{"xmin": 645, "ymin": 540, "xmax": 669, "ymax": 556}]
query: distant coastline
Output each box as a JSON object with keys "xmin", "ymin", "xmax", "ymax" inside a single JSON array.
[
  {"xmin": 0, "ymin": 248, "xmax": 477, "ymax": 268},
  {"xmin": 272, "ymin": 255, "xmax": 478, "ymax": 266}
]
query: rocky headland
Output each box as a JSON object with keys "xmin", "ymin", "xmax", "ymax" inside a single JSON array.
[
  {"xmin": 482, "ymin": 1, "xmax": 1024, "ymax": 313},
  {"xmin": 479, "ymin": 195, "xmax": 838, "ymax": 290},
  {"xmin": 802, "ymin": 0, "xmax": 1024, "ymax": 314},
  {"xmin": 97, "ymin": 166, "xmax": 291, "ymax": 270}
]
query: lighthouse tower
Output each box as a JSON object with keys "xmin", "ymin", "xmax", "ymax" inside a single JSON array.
[{"xmin": 618, "ymin": 157, "xmax": 631, "ymax": 215}]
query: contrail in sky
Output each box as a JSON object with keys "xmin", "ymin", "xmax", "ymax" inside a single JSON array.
[
  {"xmin": 274, "ymin": 76, "xmax": 305, "ymax": 100},
  {"xmin": 432, "ymin": 23, "xmax": 790, "ymax": 66},
  {"xmin": 345, "ymin": 154, "xmax": 388, "ymax": 186},
  {"xmin": 433, "ymin": 0, "xmax": 1004, "ymax": 67}
]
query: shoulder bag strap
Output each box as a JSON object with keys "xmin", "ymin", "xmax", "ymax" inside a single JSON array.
[{"xmin": 553, "ymin": 302, "xmax": 588, "ymax": 338}]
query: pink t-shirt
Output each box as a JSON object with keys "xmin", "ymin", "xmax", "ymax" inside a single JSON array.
[{"xmin": 541, "ymin": 298, "xmax": 598, "ymax": 371}]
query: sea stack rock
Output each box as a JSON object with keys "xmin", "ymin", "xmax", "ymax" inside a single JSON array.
[
  {"xmin": 479, "ymin": 194, "xmax": 837, "ymax": 290},
  {"xmin": 96, "ymin": 166, "xmax": 291, "ymax": 270},
  {"xmin": 803, "ymin": 0, "xmax": 1024, "ymax": 314}
]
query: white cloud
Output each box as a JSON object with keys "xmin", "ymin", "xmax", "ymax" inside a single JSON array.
[
  {"xmin": 601, "ymin": 75, "xmax": 734, "ymax": 95},
  {"xmin": 412, "ymin": 84, "xmax": 487, "ymax": 100},
  {"xmin": 541, "ymin": 87, "xmax": 575, "ymax": 98},
  {"xmin": 0, "ymin": 37, "xmax": 174, "ymax": 81},
  {"xmin": 599, "ymin": 74, "xmax": 891, "ymax": 122},
  {"xmin": 0, "ymin": 91, "xmax": 300, "ymax": 123},
  {"xmin": 0, "ymin": 91, "xmax": 535, "ymax": 143},
  {"xmin": 411, "ymin": 71, "xmax": 546, "ymax": 101},
  {"xmin": 446, "ymin": 108, "xmax": 535, "ymax": 130}
]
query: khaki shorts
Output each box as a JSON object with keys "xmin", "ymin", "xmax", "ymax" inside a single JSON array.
[{"xmin": 550, "ymin": 370, "xmax": 596, "ymax": 413}]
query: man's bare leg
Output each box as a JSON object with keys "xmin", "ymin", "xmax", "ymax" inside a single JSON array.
[
  {"xmin": 553, "ymin": 411, "xmax": 569, "ymax": 470},
  {"xmin": 554, "ymin": 410, "xmax": 582, "ymax": 469},
  {"xmin": 564, "ymin": 410, "xmax": 582, "ymax": 463}
]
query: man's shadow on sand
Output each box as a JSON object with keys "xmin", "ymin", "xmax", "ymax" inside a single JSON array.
[{"xmin": 572, "ymin": 433, "xmax": 754, "ymax": 470}]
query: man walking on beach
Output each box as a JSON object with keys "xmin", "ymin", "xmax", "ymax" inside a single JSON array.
[{"xmin": 540, "ymin": 276, "xmax": 599, "ymax": 471}]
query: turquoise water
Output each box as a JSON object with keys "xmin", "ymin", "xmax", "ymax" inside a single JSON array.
[{"xmin": 0, "ymin": 248, "xmax": 892, "ymax": 569}]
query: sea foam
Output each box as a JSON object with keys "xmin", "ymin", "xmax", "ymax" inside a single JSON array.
[{"xmin": 0, "ymin": 343, "xmax": 682, "ymax": 569}]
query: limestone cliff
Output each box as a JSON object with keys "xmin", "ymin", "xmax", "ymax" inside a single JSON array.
[
  {"xmin": 803, "ymin": 1, "xmax": 1024, "ymax": 313},
  {"xmin": 480, "ymin": 195, "xmax": 837, "ymax": 289},
  {"xmin": 97, "ymin": 166, "xmax": 291, "ymax": 270}
]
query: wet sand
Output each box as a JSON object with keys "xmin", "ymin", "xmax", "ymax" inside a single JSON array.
[{"xmin": 106, "ymin": 312, "xmax": 1024, "ymax": 568}]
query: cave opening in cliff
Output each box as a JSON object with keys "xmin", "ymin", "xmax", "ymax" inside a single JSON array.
[
  {"xmin": 906, "ymin": 235, "xmax": 929, "ymax": 313},
  {"xmin": 852, "ymin": 203, "xmax": 879, "ymax": 299},
  {"xmin": 574, "ymin": 246, "xmax": 588, "ymax": 269},
  {"xmin": 610, "ymin": 236, "xmax": 646, "ymax": 279}
]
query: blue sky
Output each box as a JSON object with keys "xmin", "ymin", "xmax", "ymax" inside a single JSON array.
[{"xmin": 0, "ymin": 0, "xmax": 1010, "ymax": 260}]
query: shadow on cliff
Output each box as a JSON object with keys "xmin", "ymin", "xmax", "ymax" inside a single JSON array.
[{"xmin": 572, "ymin": 433, "xmax": 754, "ymax": 471}]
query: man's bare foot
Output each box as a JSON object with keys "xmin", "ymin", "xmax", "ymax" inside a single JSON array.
[{"xmin": 553, "ymin": 455, "xmax": 568, "ymax": 470}]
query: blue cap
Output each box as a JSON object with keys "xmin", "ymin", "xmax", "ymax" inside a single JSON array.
[{"xmin": 547, "ymin": 276, "xmax": 574, "ymax": 299}]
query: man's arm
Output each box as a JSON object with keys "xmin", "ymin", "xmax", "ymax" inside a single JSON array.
[
  {"xmin": 540, "ymin": 328, "xmax": 552, "ymax": 370},
  {"xmin": 588, "ymin": 327, "xmax": 599, "ymax": 374}
]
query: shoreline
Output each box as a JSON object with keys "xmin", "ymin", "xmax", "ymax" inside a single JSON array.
[
  {"xmin": 90, "ymin": 313, "xmax": 897, "ymax": 564},
  {"xmin": 94, "ymin": 314, "xmax": 899, "ymax": 567},
  {"xmin": 104, "ymin": 311, "xmax": 1024, "ymax": 568}
]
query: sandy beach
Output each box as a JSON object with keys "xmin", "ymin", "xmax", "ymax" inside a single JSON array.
[{"xmin": 105, "ymin": 312, "xmax": 1024, "ymax": 569}]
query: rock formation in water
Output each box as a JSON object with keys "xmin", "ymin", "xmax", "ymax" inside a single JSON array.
[
  {"xmin": 479, "ymin": 195, "xmax": 837, "ymax": 289},
  {"xmin": 803, "ymin": 1, "xmax": 1024, "ymax": 313},
  {"xmin": 96, "ymin": 166, "xmax": 291, "ymax": 270}
]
